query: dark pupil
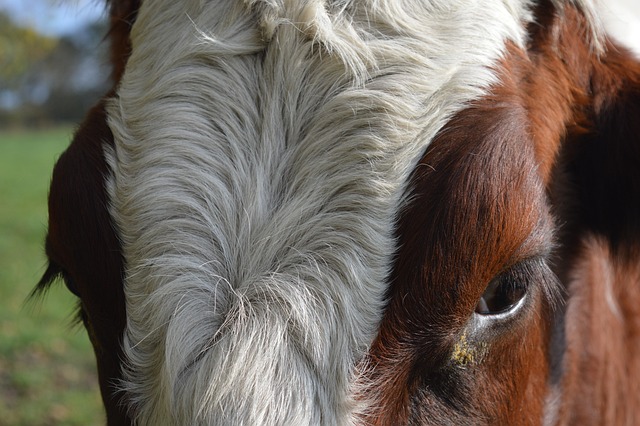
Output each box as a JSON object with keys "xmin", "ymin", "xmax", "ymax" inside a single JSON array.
[{"xmin": 475, "ymin": 276, "xmax": 526, "ymax": 315}]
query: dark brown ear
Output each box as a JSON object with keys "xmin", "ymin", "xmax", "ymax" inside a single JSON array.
[
  {"xmin": 549, "ymin": 42, "xmax": 640, "ymax": 424},
  {"xmin": 106, "ymin": 0, "xmax": 141, "ymax": 82},
  {"xmin": 556, "ymin": 44, "xmax": 640, "ymax": 255}
]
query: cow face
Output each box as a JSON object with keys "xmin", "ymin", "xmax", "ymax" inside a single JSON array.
[{"xmin": 36, "ymin": 1, "xmax": 640, "ymax": 425}]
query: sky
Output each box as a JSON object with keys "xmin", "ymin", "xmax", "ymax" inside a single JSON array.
[
  {"xmin": 0, "ymin": 0, "xmax": 105, "ymax": 36},
  {"xmin": 599, "ymin": 0, "xmax": 640, "ymax": 58},
  {"xmin": 0, "ymin": 0, "xmax": 638, "ymax": 53}
]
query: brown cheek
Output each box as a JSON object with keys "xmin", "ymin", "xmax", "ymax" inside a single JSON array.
[
  {"xmin": 360, "ymin": 44, "xmax": 558, "ymax": 422},
  {"xmin": 45, "ymin": 2, "xmax": 140, "ymax": 423},
  {"xmin": 48, "ymin": 101, "xmax": 129, "ymax": 424}
]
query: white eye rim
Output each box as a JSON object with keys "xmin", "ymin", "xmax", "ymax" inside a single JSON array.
[
  {"xmin": 468, "ymin": 291, "xmax": 530, "ymax": 339},
  {"xmin": 474, "ymin": 280, "xmax": 527, "ymax": 316},
  {"xmin": 474, "ymin": 291, "xmax": 527, "ymax": 321}
]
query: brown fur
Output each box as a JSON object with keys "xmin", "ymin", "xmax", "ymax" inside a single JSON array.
[
  {"xmin": 37, "ymin": 2, "xmax": 139, "ymax": 423},
  {"xmin": 42, "ymin": 3, "xmax": 141, "ymax": 423},
  {"xmin": 545, "ymin": 11, "xmax": 640, "ymax": 425},
  {"xmin": 554, "ymin": 237, "xmax": 640, "ymax": 425},
  {"xmin": 364, "ymin": 60, "xmax": 555, "ymax": 426},
  {"xmin": 364, "ymin": 3, "xmax": 640, "ymax": 424},
  {"xmin": 105, "ymin": 0, "xmax": 140, "ymax": 83},
  {"xmin": 524, "ymin": 4, "xmax": 640, "ymax": 424},
  {"xmin": 43, "ymin": 101, "xmax": 129, "ymax": 424}
]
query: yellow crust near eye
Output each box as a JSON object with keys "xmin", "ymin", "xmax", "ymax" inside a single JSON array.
[{"xmin": 451, "ymin": 332, "xmax": 487, "ymax": 367}]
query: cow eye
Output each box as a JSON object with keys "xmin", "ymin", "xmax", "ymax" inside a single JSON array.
[
  {"xmin": 35, "ymin": 261, "xmax": 80, "ymax": 298},
  {"xmin": 475, "ymin": 273, "xmax": 526, "ymax": 315},
  {"xmin": 61, "ymin": 270, "xmax": 81, "ymax": 298}
]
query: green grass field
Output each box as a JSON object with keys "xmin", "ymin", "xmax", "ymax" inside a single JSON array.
[{"xmin": 0, "ymin": 127, "xmax": 105, "ymax": 425}]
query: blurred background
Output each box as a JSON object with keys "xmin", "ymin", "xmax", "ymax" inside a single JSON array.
[
  {"xmin": 1, "ymin": 0, "xmax": 109, "ymax": 127},
  {"xmin": 0, "ymin": 1, "xmax": 638, "ymax": 425},
  {"xmin": 1, "ymin": 0, "xmax": 108, "ymax": 424}
]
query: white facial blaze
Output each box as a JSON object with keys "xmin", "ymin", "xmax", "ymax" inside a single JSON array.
[{"xmin": 102, "ymin": 0, "xmax": 593, "ymax": 424}]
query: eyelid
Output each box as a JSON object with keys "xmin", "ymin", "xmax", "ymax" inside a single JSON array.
[
  {"xmin": 60, "ymin": 270, "xmax": 81, "ymax": 297},
  {"xmin": 34, "ymin": 260, "xmax": 81, "ymax": 298},
  {"xmin": 499, "ymin": 254, "xmax": 546, "ymax": 278}
]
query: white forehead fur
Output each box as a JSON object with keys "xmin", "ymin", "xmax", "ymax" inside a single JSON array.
[{"xmin": 105, "ymin": 0, "xmax": 598, "ymax": 424}]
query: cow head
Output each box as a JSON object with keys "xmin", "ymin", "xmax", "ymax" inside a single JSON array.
[{"xmin": 36, "ymin": 1, "xmax": 640, "ymax": 424}]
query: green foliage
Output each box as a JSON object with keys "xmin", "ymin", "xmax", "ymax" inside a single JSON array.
[
  {"xmin": 0, "ymin": 11, "xmax": 110, "ymax": 127},
  {"xmin": 0, "ymin": 12, "xmax": 58, "ymax": 85},
  {"xmin": 0, "ymin": 127, "xmax": 104, "ymax": 425}
]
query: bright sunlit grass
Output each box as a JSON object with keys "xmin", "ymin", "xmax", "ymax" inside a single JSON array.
[{"xmin": 0, "ymin": 126, "xmax": 104, "ymax": 425}]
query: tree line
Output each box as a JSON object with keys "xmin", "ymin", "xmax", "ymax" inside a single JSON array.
[{"xmin": 0, "ymin": 11, "xmax": 111, "ymax": 128}]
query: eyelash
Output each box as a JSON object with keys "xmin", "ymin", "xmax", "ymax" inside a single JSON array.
[
  {"xmin": 475, "ymin": 259, "xmax": 550, "ymax": 316},
  {"xmin": 33, "ymin": 261, "xmax": 85, "ymax": 325},
  {"xmin": 36, "ymin": 261, "xmax": 78, "ymax": 295}
]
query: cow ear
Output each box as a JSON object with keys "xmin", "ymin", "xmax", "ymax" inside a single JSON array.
[
  {"xmin": 552, "ymin": 44, "xmax": 640, "ymax": 261},
  {"xmin": 545, "ymin": 43, "xmax": 640, "ymax": 423}
]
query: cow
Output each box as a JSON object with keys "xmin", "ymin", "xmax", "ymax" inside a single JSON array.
[{"xmin": 35, "ymin": 0, "xmax": 640, "ymax": 424}]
